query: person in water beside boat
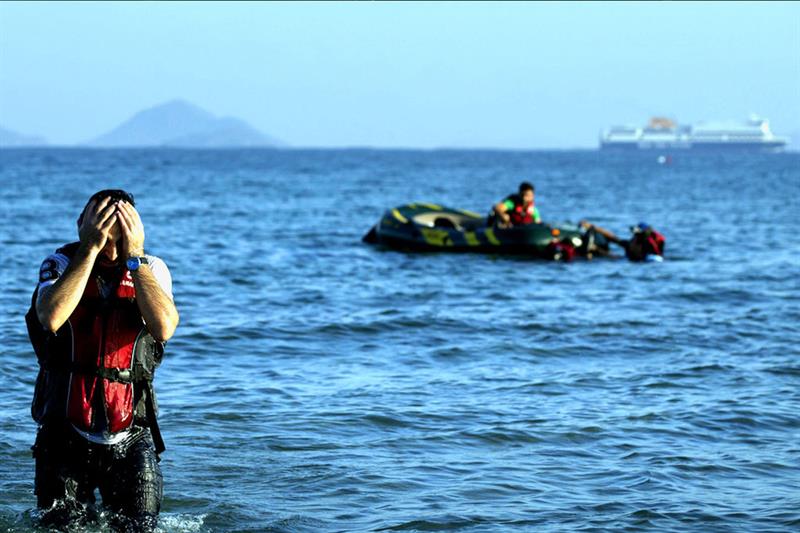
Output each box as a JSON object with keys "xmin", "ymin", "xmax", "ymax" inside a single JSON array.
[
  {"xmin": 26, "ymin": 190, "xmax": 178, "ymax": 531},
  {"xmin": 579, "ymin": 220, "xmax": 665, "ymax": 261},
  {"xmin": 492, "ymin": 181, "xmax": 541, "ymax": 227}
]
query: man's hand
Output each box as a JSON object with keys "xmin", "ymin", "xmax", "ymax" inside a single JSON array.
[
  {"xmin": 39, "ymin": 198, "xmax": 116, "ymax": 332},
  {"xmin": 493, "ymin": 202, "xmax": 512, "ymax": 228},
  {"xmin": 117, "ymin": 201, "xmax": 179, "ymax": 341},
  {"xmin": 117, "ymin": 201, "xmax": 146, "ymax": 257},
  {"xmin": 496, "ymin": 212, "xmax": 512, "ymax": 228},
  {"xmin": 78, "ymin": 198, "xmax": 117, "ymax": 254}
]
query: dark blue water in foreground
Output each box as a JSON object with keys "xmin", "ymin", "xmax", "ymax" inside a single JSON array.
[{"xmin": 1, "ymin": 149, "xmax": 799, "ymax": 532}]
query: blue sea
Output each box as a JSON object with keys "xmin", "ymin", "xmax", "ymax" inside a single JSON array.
[{"xmin": 1, "ymin": 149, "xmax": 798, "ymax": 532}]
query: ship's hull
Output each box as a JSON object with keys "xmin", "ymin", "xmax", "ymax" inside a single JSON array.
[{"xmin": 600, "ymin": 141, "xmax": 786, "ymax": 152}]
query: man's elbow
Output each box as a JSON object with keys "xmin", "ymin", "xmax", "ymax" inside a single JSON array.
[
  {"xmin": 150, "ymin": 314, "xmax": 179, "ymax": 342},
  {"xmin": 36, "ymin": 307, "xmax": 60, "ymax": 334},
  {"xmin": 151, "ymin": 327, "xmax": 174, "ymax": 343}
]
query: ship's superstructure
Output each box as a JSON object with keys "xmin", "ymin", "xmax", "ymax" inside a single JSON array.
[{"xmin": 600, "ymin": 116, "xmax": 787, "ymax": 151}]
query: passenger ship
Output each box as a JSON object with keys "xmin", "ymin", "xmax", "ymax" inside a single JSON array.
[{"xmin": 600, "ymin": 116, "xmax": 788, "ymax": 152}]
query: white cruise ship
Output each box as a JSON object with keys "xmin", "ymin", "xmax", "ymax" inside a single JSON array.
[{"xmin": 600, "ymin": 115, "xmax": 788, "ymax": 152}]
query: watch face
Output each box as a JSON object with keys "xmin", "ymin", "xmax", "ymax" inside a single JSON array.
[{"xmin": 126, "ymin": 257, "xmax": 139, "ymax": 271}]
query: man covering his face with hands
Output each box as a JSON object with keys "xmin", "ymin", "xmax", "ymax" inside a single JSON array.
[{"xmin": 27, "ymin": 189, "xmax": 178, "ymax": 531}]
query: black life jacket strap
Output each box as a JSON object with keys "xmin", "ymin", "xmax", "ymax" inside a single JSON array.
[
  {"xmin": 42, "ymin": 360, "xmax": 140, "ymax": 384},
  {"xmin": 144, "ymin": 381, "xmax": 165, "ymax": 455},
  {"xmin": 96, "ymin": 367, "xmax": 134, "ymax": 383},
  {"xmin": 41, "ymin": 359, "xmax": 164, "ymax": 453},
  {"xmin": 42, "ymin": 352, "xmax": 155, "ymax": 383}
]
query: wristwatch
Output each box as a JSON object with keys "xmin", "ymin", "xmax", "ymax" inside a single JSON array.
[{"xmin": 126, "ymin": 256, "xmax": 150, "ymax": 271}]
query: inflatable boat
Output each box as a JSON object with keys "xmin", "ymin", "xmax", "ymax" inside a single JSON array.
[{"xmin": 362, "ymin": 203, "xmax": 608, "ymax": 261}]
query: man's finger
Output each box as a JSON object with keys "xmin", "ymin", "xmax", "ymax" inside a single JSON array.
[
  {"xmin": 120, "ymin": 202, "xmax": 142, "ymax": 225},
  {"xmin": 120, "ymin": 201, "xmax": 139, "ymax": 223},
  {"xmin": 116, "ymin": 208, "xmax": 132, "ymax": 232},
  {"xmin": 123, "ymin": 205, "xmax": 144, "ymax": 234},
  {"xmin": 80, "ymin": 199, "xmax": 98, "ymax": 225},
  {"xmin": 92, "ymin": 197, "xmax": 111, "ymax": 220},
  {"xmin": 100, "ymin": 212, "xmax": 118, "ymax": 231},
  {"xmin": 92, "ymin": 200, "xmax": 114, "ymax": 224},
  {"xmin": 118, "ymin": 209, "xmax": 139, "ymax": 239},
  {"xmin": 97, "ymin": 202, "xmax": 118, "ymax": 226}
]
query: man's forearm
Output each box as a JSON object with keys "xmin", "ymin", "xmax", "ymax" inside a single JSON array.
[
  {"xmin": 494, "ymin": 203, "xmax": 511, "ymax": 224},
  {"xmin": 132, "ymin": 266, "xmax": 179, "ymax": 342},
  {"xmin": 36, "ymin": 246, "xmax": 98, "ymax": 332},
  {"xmin": 591, "ymin": 225, "xmax": 622, "ymax": 244}
]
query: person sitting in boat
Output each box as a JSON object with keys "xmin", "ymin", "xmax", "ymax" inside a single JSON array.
[
  {"xmin": 579, "ymin": 220, "xmax": 665, "ymax": 262},
  {"xmin": 492, "ymin": 182, "xmax": 541, "ymax": 227}
]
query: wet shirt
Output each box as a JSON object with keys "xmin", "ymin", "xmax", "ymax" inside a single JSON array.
[{"xmin": 37, "ymin": 251, "xmax": 172, "ymax": 444}]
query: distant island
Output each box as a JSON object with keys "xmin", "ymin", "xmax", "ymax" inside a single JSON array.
[
  {"xmin": 0, "ymin": 126, "xmax": 47, "ymax": 147},
  {"xmin": 86, "ymin": 99, "xmax": 284, "ymax": 148}
]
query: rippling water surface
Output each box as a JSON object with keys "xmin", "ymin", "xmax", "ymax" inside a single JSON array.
[{"xmin": 1, "ymin": 149, "xmax": 798, "ymax": 532}]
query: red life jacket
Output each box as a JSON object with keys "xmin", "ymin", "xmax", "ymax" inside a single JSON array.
[
  {"xmin": 28, "ymin": 243, "xmax": 152, "ymax": 436},
  {"xmin": 627, "ymin": 229, "xmax": 666, "ymax": 261},
  {"xmin": 507, "ymin": 195, "xmax": 537, "ymax": 226},
  {"xmin": 644, "ymin": 230, "xmax": 665, "ymax": 256},
  {"xmin": 68, "ymin": 265, "xmax": 142, "ymax": 434}
]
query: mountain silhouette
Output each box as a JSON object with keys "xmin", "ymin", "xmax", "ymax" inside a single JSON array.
[
  {"xmin": 0, "ymin": 126, "xmax": 47, "ymax": 147},
  {"xmin": 87, "ymin": 100, "xmax": 283, "ymax": 147}
]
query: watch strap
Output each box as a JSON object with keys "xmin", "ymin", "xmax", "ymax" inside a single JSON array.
[{"xmin": 127, "ymin": 256, "xmax": 150, "ymax": 271}]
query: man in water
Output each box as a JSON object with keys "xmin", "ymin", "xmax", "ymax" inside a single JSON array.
[
  {"xmin": 580, "ymin": 220, "xmax": 665, "ymax": 261},
  {"xmin": 492, "ymin": 181, "xmax": 541, "ymax": 227},
  {"xmin": 27, "ymin": 190, "xmax": 179, "ymax": 531}
]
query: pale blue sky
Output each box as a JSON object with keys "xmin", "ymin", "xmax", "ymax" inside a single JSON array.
[{"xmin": 1, "ymin": 1, "xmax": 798, "ymax": 148}]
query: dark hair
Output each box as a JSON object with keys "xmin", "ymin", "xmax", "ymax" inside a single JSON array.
[
  {"xmin": 519, "ymin": 182, "xmax": 535, "ymax": 194},
  {"xmin": 77, "ymin": 189, "xmax": 135, "ymax": 226}
]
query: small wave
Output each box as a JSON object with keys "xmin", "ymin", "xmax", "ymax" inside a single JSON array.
[
  {"xmin": 764, "ymin": 365, "xmax": 800, "ymax": 377},
  {"xmin": 263, "ymin": 514, "xmax": 330, "ymax": 532},
  {"xmin": 457, "ymin": 427, "xmax": 543, "ymax": 445},
  {"xmin": 628, "ymin": 509, "xmax": 671, "ymax": 520},
  {"xmin": 361, "ymin": 413, "xmax": 416, "ymax": 429},
  {"xmin": 668, "ymin": 288, "xmax": 764, "ymax": 304},
  {"xmin": 626, "ymin": 412, "xmax": 667, "ymax": 422},
  {"xmin": 644, "ymin": 380, "xmax": 684, "ymax": 389},
  {"xmin": 430, "ymin": 346, "xmax": 471, "ymax": 358},
  {"xmin": 672, "ymin": 462, "xmax": 738, "ymax": 474},
  {"xmin": 0, "ymin": 508, "xmax": 209, "ymax": 533},
  {"xmin": 376, "ymin": 515, "xmax": 490, "ymax": 531},
  {"xmin": 717, "ymin": 416, "xmax": 759, "ymax": 427},
  {"xmin": 309, "ymin": 316, "xmax": 481, "ymax": 337},
  {"xmin": 685, "ymin": 363, "xmax": 735, "ymax": 374},
  {"xmin": 157, "ymin": 513, "xmax": 208, "ymax": 532},
  {"xmin": 268, "ymin": 442, "xmax": 342, "ymax": 452}
]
